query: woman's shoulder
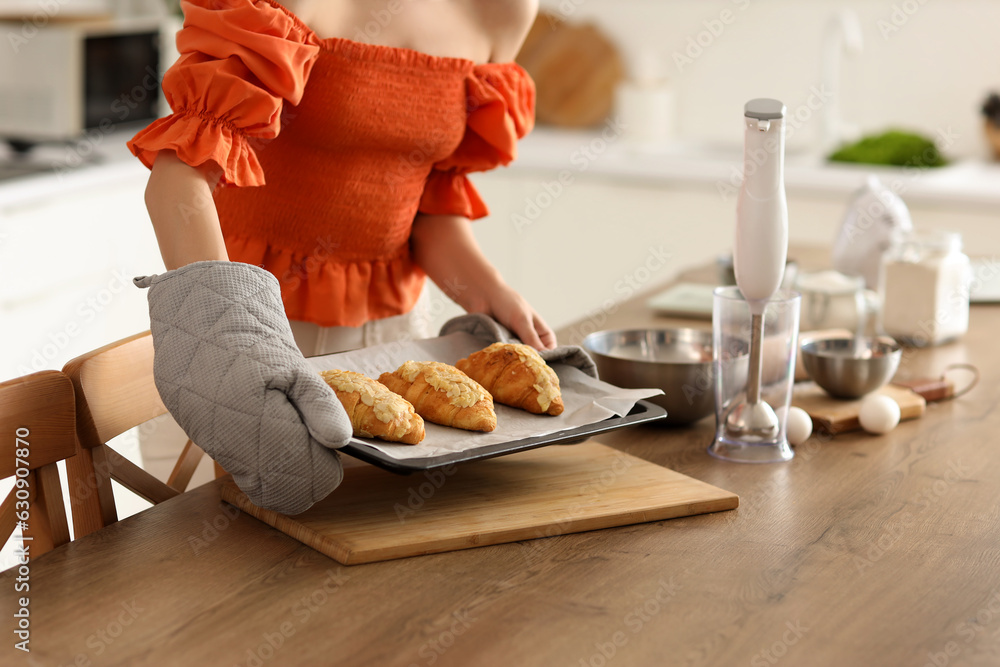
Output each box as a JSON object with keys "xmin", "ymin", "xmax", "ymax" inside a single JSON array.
[{"xmin": 472, "ymin": 0, "xmax": 539, "ymax": 62}]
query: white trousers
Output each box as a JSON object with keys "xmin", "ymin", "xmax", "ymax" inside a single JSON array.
[{"xmin": 289, "ymin": 288, "xmax": 433, "ymax": 357}]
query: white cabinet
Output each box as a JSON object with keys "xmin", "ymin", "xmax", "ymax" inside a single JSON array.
[
  {"xmin": 0, "ymin": 161, "xmax": 163, "ymax": 380},
  {"xmin": 467, "ymin": 171, "xmax": 730, "ymax": 331}
]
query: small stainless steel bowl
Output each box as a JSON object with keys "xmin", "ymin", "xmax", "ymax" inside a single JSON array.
[
  {"xmin": 582, "ymin": 328, "xmax": 715, "ymax": 425},
  {"xmin": 800, "ymin": 335, "xmax": 902, "ymax": 399}
]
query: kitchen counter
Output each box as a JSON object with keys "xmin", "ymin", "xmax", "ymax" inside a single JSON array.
[
  {"xmin": 4, "ymin": 247, "xmax": 999, "ymax": 666},
  {"xmin": 0, "ymin": 127, "xmax": 143, "ymax": 208},
  {"xmin": 515, "ymin": 126, "xmax": 1000, "ymax": 210}
]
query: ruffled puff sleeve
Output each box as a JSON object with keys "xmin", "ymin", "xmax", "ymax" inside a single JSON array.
[
  {"xmin": 127, "ymin": 0, "xmax": 320, "ymax": 187},
  {"xmin": 418, "ymin": 63, "xmax": 535, "ymax": 220}
]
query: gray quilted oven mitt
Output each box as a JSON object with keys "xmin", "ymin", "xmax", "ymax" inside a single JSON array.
[
  {"xmin": 439, "ymin": 313, "xmax": 599, "ymax": 378},
  {"xmin": 134, "ymin": 261, "xmax": 351, "ymax": 515}
]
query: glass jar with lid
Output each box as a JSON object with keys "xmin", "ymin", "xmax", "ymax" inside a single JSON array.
[{"xmin": 879, "ymin": 229, "xmax": 971, "ymax": 346}]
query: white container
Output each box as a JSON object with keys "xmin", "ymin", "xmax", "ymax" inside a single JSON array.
[
  {"xmin": 796, "ymin": 270, "xmax": 878, "ymax": 333},
  {"xmin": 879, "ymin": 229, "xmax": 972, "ymax": 346},
  {"xmin": 615, "ymin": 84, "xmax": 674, "ymax": 147},
  {"xmin": 614, "ymin": 51, "xmax": 674, "ymax": 150}
]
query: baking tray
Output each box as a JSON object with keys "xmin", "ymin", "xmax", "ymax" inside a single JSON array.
[{"xmin": 341, "ymin": 399, "xmax": 667, "ymax": 474}]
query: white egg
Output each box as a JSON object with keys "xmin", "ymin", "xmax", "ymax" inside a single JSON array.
[
  {"xmin": 858, "ymin": 394, "xmax": 901, "ymax": 434},
  {"xmin": 784, "ymin": 406, "xmax": 813, "ymax": 446}
]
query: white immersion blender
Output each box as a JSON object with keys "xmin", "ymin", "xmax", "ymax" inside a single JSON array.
[{"xmin": 726, "ymin": 98, "xmax": 789, "ymax": 440}]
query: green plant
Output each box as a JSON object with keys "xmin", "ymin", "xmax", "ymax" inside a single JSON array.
[{"xmin": 828, "ymin": 129, "xmax": 947, "ymax": 168}]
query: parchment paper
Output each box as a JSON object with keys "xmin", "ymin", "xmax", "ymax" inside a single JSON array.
[{"xmin": 306, "ymin": 333, "xmax": 663, "ymax": 460}]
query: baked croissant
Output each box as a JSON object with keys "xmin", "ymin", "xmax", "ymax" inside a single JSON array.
[
  {"xmin": 378, "ymin": 361, "xmax": 497, "ymax": 432},
  {"xmin": 319, "ymin": 369, "xmax": 425, "ymax": 445},
  {"xmin": 455, "ymin": 342, "xmax": 564, "ymax": 416}
]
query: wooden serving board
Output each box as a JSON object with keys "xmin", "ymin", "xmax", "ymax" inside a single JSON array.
[
  {"xmin": 516, "ymin": 12, "xmax": 624, "ymax": 128},
  {"xmin": 221, "ymin": 442, "xmax": 738, "ymax": 565},
  {"xmin": 792, "ymin": 383, "xmax": 926, "ymax": 435}
]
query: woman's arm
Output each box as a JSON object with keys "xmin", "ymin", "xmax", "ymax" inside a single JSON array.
[
  {"xmin": 410, "ymin": 213, "xmax": 556, "ymax": 350},
  {"xmin": 144, "ymin": 151, "xmax": 229, "ymax": 270}
]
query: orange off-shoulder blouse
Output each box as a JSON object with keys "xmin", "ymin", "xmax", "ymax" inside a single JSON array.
[{"xmin": 128, "ymin": 0, "xmax": 535, "ymax": 327}]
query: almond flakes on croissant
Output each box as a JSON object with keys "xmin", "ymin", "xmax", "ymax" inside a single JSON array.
[
  {"xmin": 378, "ymin": 361, "xmax": 497, "ymax": 432},
  {"xmin": 320, "ymin": 369, "xmax": 424, "ymax": 444},
  {"xmin": 455, "ymin": 342, "xmax": 564, "ymax": 416}
]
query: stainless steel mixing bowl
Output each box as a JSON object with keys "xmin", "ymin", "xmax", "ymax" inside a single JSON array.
[
  {"xmin": 582, "ymin": 328, "xmax": 715, "ymax": 425},
  {"xmin": 800, "ymin": 335, "xmax": 902, "ymax": 399}
]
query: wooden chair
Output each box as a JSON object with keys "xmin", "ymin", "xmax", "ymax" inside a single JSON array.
[
  {"xmin": 0, "ymin": 370, "xmax": 83, "ymax": 558},
  {"xmin": 63, "ymin": 331, "xmax": 220, "ymax": 539}
]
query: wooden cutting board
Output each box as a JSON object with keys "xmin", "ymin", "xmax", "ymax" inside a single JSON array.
[
  {"xmin": 516, "ymin": 12, "xmax": 624, "ymax": 128},
  {"xmin": 792, "ymin": 383, "xmax": 926, "ymax": 435},
  {"xmin": 221, "ymin": 442, "xmax": 738, "ymax": 565}
]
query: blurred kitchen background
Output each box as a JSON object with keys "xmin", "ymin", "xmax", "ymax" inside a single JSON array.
[{"xmin": 1, "ymin": 0, "xmax": 999, "ymax": 382}]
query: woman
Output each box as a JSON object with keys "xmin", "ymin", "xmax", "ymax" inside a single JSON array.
[
  {"xmin": 128, "ymin": 0, "xmax": 551, "ymax": 513},
  {"xmin": 132, "ymin": 0, "xmax": 553, "ymax": 352}
]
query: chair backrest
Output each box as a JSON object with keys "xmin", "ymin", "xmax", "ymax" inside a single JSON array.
[
  {"xmin": 63, "ymin": 331, "xmax": 212, "ymax": 538},
  {"xmin": 68, "ymin": 331, "xmax": 167, "ymax": 446},
  {"xmin": 0, "ymin": 370, "xmax": 80, "ymax": 559}
]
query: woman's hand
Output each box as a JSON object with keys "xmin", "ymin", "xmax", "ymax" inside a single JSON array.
[
  {"xmin": 474, "ymin": 282, "xmax": 556, "ymax": 350},
  {"xmin": 411, "ymin": 213, "xmax": 557, "ymax": 350}
]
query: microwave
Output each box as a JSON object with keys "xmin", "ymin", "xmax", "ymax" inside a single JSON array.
[{"xmin": 0, "ymin": 16, "xmax": 178, "ymax": 146}]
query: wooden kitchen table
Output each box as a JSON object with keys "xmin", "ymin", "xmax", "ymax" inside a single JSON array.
[{"xmin": 5, "ymin": 247, "xmax": 1000, "ymax": 667}]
